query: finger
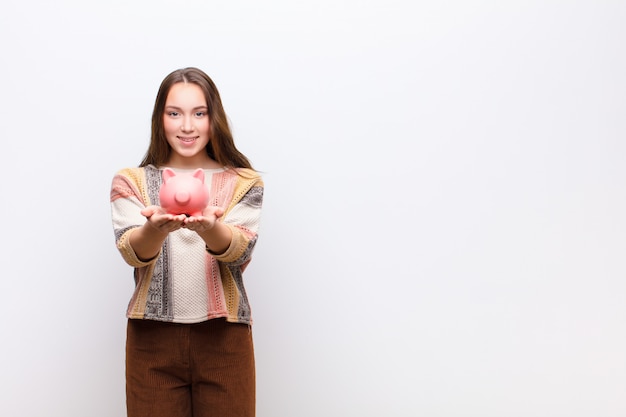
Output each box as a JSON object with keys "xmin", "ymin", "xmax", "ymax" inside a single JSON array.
[{"xmin": 141, "ymin": 206, "xmax": 158, "ymax": 218}]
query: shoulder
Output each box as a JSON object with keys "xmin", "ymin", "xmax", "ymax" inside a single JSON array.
[
  {"xmin": 222, "ymin": 169, "xmax": 264, "ymax": 212},
  {"xmin": 235, "ymin": 168, "xmax": 263, "ymax": 187},
  {"xmin": 115, "ymin": 167, "xmax": 142, "ymax": 177},
  {"xmin": 114, "ymin": 166, "xmax": 158, "ymax": 182},
  {"xmin": 111, "ymin": 167, "xmax": 152, "ymax": 193},
  {"xmin": 111, "ymin": 166, "xmax": 157, "ymax": 204}
]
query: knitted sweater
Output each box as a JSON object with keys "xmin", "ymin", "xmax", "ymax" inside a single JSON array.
[{"xmin": 110, "ymin": 165, "xmax": 263, "ymax": 325}]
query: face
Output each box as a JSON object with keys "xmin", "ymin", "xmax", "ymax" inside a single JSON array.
[{"xmin": 163, "ymin": 82, "xmax": 211, "ymax": 168}]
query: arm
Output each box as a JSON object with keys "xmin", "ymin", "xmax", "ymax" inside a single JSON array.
[
  {"xmin": 111, "ymin": 169, "xmax": 188, "ymax": 263},
  {"xmin": 184, "ymin": 206, "xmax": 232, "ymax": 255},
  {"xmin": 129, "ymin": 206, "xmax": 187, "ymax": 261},
  {"xmin": 184, "ymin": 177, "xmax": 263, "ymax": 257}
]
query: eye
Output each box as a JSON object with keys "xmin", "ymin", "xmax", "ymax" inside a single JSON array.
[
  {"xmin": 195, "ymin": 111, "xmax": 206, "ymax": 117},
  {"xmin": 168, "ymin": 111, "xmax": 180, "ymax": 117}
]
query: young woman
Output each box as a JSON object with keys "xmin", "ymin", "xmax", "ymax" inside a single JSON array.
[{"xmin": 110, "ymin": 67, "xmax": 263, "ymax": 417}]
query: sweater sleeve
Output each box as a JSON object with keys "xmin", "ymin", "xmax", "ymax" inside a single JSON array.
[
  {"xmin": 209, "ymin": 176, "xmax": 264, "ymax": 267},
  {"xmin": 110, "ymin": 169, "xmax": 158, "ymax": 267}
]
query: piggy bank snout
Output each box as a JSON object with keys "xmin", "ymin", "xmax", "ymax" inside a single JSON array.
[{"xmin": 174, "ymin": 190, "xmax": 191, "ymax": 205}]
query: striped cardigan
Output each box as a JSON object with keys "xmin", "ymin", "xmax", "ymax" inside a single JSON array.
[{"xmin": 110, "ymin": 165, "xmax": 263, "ymax": 325}]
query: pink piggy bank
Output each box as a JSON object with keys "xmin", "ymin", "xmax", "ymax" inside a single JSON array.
[{"xmin": 159, "ymin": 168, "xmax": 210, "ymax": 216}]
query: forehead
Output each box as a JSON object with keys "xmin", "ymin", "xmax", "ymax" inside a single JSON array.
[{"xmin": 165, "ymin": 82, "xmax": 207, "ymax": 107}]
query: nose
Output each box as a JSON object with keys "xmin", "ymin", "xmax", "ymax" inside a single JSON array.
[{"xmin": 181, "ymin": 115, "xmax": 194, "ymax": 132}]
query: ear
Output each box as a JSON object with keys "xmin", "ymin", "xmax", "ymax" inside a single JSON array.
[
  {"xmin": 162, "ymin": 168, "xmax": 176, "ymax": 183},
  {"xmin": 192, "ymin": 168, "xmax": 205, "ymax": 184}
]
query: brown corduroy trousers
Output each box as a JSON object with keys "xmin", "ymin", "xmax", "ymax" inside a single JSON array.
[{"xmin": 125, "ymin": 318, "xmax": 255, "ymax": 417}]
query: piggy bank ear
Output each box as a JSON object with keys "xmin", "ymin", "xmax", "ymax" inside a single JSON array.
[
  {"xmin": 192, "ymin": 168, "xmax": 205, "ymax": 184},
  {"xmin": 162, "ymin": 168, "xmax": 176, "ymax": 183}
]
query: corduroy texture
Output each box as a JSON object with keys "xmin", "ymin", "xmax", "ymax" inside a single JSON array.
[{"xmin": 126, "ymin": 318, "xmax": 255, "ymax": 417}]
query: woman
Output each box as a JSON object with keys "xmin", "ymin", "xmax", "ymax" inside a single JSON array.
[{"xmin": 110, "ymin": 67, "xmax": 263, "ymax": 417}]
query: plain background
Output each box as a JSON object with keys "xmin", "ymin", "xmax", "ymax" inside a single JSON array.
[{"xmin": 1, "ymin": 1, "xmax": 625, "ymax": 416}]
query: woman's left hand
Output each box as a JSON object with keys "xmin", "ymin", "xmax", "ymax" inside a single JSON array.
[{"xmin": 183, "ymin": 206, "xmax": 225, "ymax": 233}]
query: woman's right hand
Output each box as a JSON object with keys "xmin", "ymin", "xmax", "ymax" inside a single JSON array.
[{"xmin": 141, "ymin": 205, "xmax": 187, "ymax": 234}]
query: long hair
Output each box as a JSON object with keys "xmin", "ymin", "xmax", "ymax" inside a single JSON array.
[{"xmin": 139, "ymin": 67, "xmax": 253, "ymax": 170}]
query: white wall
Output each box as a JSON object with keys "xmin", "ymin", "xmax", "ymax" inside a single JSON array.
[{"xmin": 1, "ymin": 1, "xmax": 625, "ymax": 416}]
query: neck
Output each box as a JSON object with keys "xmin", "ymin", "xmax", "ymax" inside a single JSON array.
[{"xmin": 165, "ymin": 155, "xmax": 221, "ymax": 170}]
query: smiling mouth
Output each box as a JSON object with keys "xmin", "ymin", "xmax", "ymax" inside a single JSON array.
[{"xmin": 178, "ymin": 136, "xmax": 198, "ymax": 143}]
